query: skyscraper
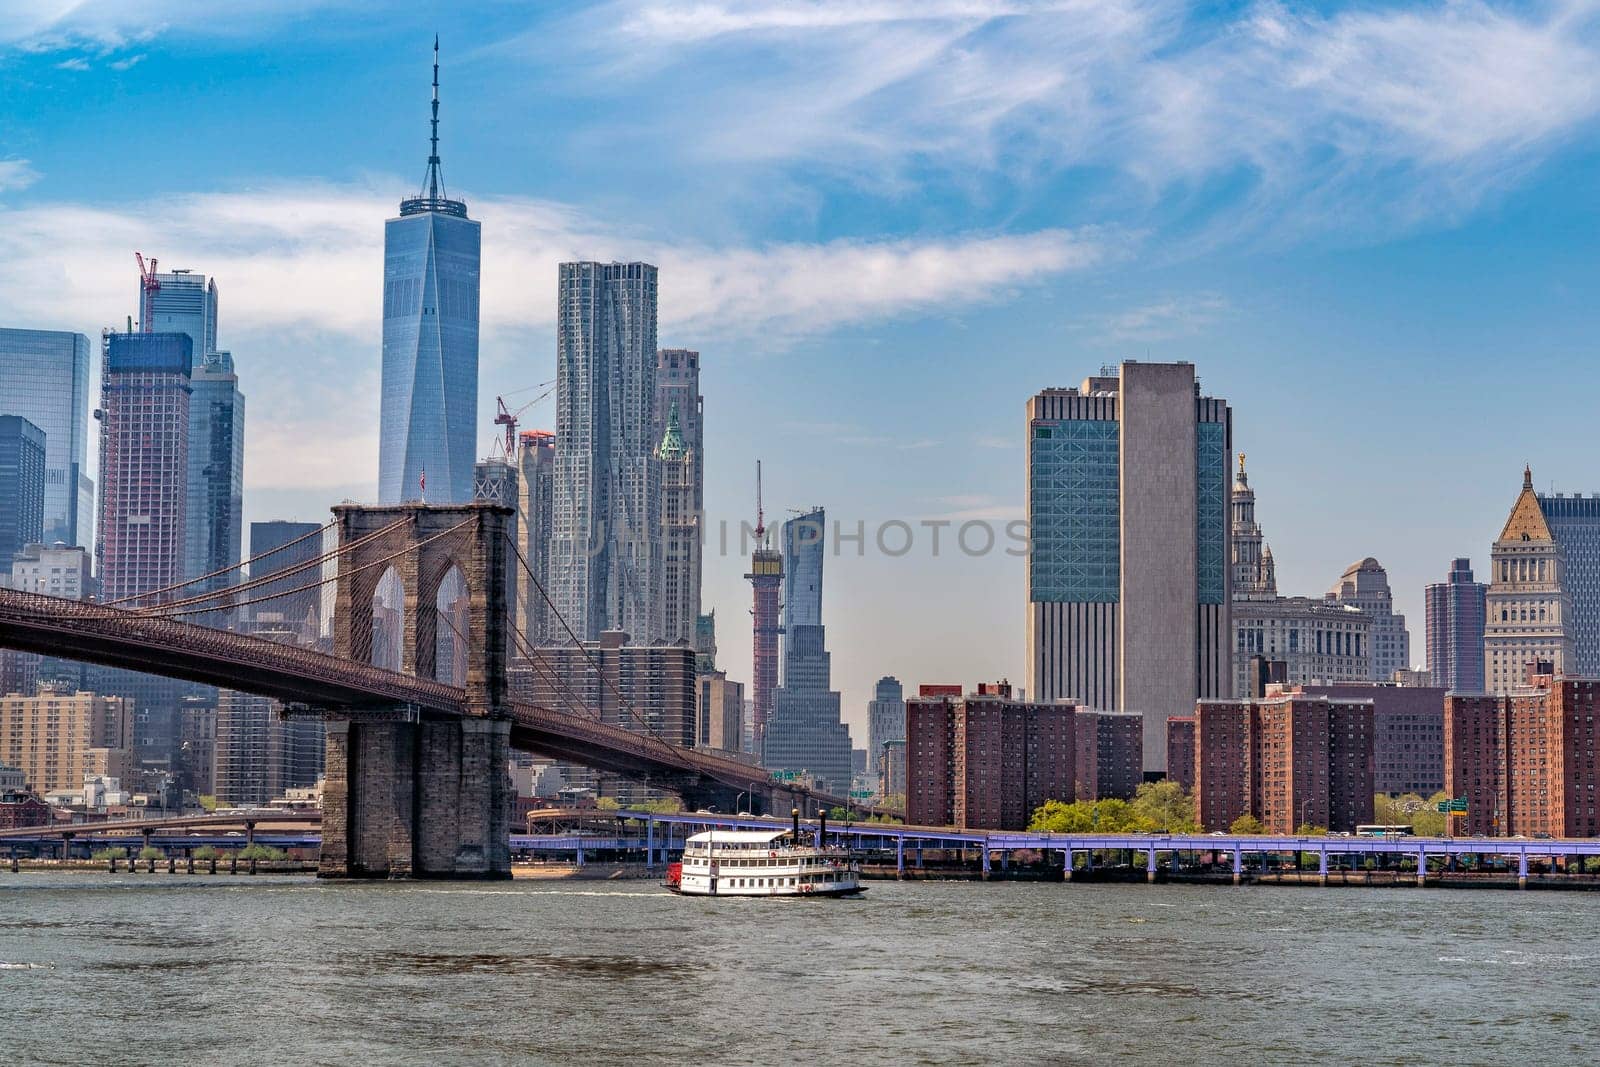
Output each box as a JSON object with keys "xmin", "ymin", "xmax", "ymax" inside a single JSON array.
[
  {"xmin": 655, "ymin": 348, "xmax": 703, "ymax": 512},
  {"xmin": 378, "ymin": 41, "xmax": 482, "ymax": 506},
  {"xmin": 1027, "ymin": 361, "xmax": 1232, "ymax": 773},
  {"xmin": 1426, "ymin": 558, "xmax": 1487, "ymax": 692},
  {"xmin": 0, "ymin": 416, "xmax": 45, "ymax": 567},
  {"xmin": 746, "ymin": 469, "xmax": 783, "ymax": 751},
  {"xmin": 248, "ymin": 521, "xmax": 324, "ymax": 638},
  {"xmin": 1535, "ymin": 492, "xmax": 1600, "ymax": 675},
  {"xmin": 187, "ymin": 350, "xmax": 245, "ymax": 606},
  {"xmin": 867, "ymin": 675, "xmax": 905, "ymax": 792},
  {"xmin": 515, "ymin": 430, "xmax": 555, "ymax": 645},
  {"xmin": 1485, "ymin": 467, "xmax": 1575, "ymax": 691},
  {"xmin": 764, "ymin": 508, "xmax": 852, "ymax": 793},
  {"xmin": 136, "ymin": 270, "xmax": 246, "ymax": 605},
  {"xmin": 550, "ymin": 261, "xmax": 660, "ymax": 643},
  {"xmin": 0, "ymin": 329, "xmax": 94, "ymax": 547},
  {"xmin": 1328, "ymin": 558, "xmax": 1410, "ymax": 681},
  {"xmin": 98, "ymin": 332, "xmax": 192, "ymax": 605},
  {"xmin": 657, "ymin": 401, "xmax": 700, "ymax": 645}
]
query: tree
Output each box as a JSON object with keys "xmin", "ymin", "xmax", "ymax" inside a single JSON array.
[
  {"xmin": 1131, "ymin": 781, "xmax": 1198, "ymax": 833},
  {"xmin": 595, "ymin": 797, "xmax": 621, "ymax": 811},
  {"xmin": 193, "ymin": 846, "xmax": 219, "ymax": 861},
  {"xmin": 1229, "ymin": 814, "xmax": 1266, "ymax": 835},
  {"xmin": 1029, "ymin": 799, "xmax": 1094, "ymax": 833},
  {"xmin": 138, "ymin": 846, "xmax": 163, "ymax": 860},
  {"xmin": 237, "ymin": 844, "xmax": 286, "ymax": 861},
  {"xmin": 197, "ymin": 795, "xmax": 219, "ymax": 813},
  {"xmin": 1412, "ymin": 792, "xmax": 1450, "ymax": 837},
  {"xmin": 1295, "ymin": 823, "xmax": 1328, "ymax": 837}
]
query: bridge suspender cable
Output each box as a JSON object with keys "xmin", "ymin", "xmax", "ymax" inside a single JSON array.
[
  {"xmin": 142, "ymin": 518, "xmax": 478, "ymax": 620},
  {"xmin": 105, "ymin": 519, "xmax": 341, "ymax": 607},
  {"xmin": 502, "ymin": 532, "xmax": 694, "ymax": 766},
  {"xmin": 127, "ymin": 517, "xmax": 414, "ymax": 615}
]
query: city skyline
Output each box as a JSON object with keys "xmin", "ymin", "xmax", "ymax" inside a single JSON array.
[{"xmin": 1, "ymin": 6, "xmax": 1598, "ymax": 733}]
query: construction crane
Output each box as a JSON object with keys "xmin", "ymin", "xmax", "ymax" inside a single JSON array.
[
  {"xmin": 134, "ymin": 253, "xmax": 160, "ymax": 332},
  {"xmin": 494, "ymin": 381, "xmax": 556, "ymax": 456}
]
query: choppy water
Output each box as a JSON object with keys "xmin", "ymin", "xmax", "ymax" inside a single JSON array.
[{"xmin": 1, "ymin": 873, "xmax": 1597, "ymax": 1065}]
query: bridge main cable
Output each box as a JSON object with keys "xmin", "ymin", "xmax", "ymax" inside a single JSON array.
[{"xmin": 105, "ymin": 518, "xmax": 340, "ymax": 607}]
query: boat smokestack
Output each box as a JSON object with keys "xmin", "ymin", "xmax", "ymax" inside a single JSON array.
[
  {"xmin": 792, "ymin": 807, "xmax": 800, "ymax": 841},
  {"xmin": 819, "ymin": 809, "xmax": 827, "ymax": 846}
]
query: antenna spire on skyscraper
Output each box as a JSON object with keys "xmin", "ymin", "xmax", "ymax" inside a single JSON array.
[{"xmin": 426, "ymin": 35, "xmax": 444, "ymax": 201}]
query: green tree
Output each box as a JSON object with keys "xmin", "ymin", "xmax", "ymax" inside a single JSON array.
[
  {"xmin": 1131, "ymin": 781, "xmax": 1198, "ymax": 833},
  {"xmin": 1295, "ymin": 823, "xmax": 1328, "ymax": 836},
  {"xmin": 1029, "ymin": 799, "xmax": 1094, "ymax": 833},
  {"xmin": 1411, "ymin": 792, "xmax": 1450, "ymax": 837},
  {"xmin": 91, "ymin": 847, "xmax": 128, "ymax": 861},
  {"xmin": 193, "ymin": 846, "xmax": 220, "ymax": 861},
  {"xmin": 197, "ymin": 795, "xmax": 219, "ymax": 812},
  {"xmin": 138, "ymin": 846, "xmax": 163, "ymax": 860},
  {"xmin": 595, "ymin": 797, "xmax": 621, "ymax": 812},
  {"xmin": 1229, "ymin": 814, "xmax": 1266, "ymax": 835}
]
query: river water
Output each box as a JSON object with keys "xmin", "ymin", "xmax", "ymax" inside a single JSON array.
[{"xmin": 1, "ymin": 873, "xmax": 1596, "ymax": 1065}]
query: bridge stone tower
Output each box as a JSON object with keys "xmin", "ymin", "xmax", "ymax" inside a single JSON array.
[{"xmin": 319, "ymin": 502, "xmax": 514, "ymax": 879}]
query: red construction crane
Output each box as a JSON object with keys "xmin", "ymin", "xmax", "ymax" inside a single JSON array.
[
  {"xmin": 134, "ymin": 252, "xmax": 160, "ymax": 332},
  {"xmin": 494, "ymin": 382, "xmax": 556, "ymax": 456}
]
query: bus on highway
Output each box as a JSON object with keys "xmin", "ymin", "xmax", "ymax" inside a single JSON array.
[{"xmin": 1354, "ymin": 824, "xmax": 1414, "ymax": 838}]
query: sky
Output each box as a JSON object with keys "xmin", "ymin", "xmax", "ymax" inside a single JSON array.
[{"xmin": 2, "ymin": 0, "xmax": 1599, "ymax": 740}]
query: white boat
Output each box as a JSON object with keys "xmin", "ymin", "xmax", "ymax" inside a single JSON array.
[{"xmin": 667, "ymin": 825, "xmax": 864, "ymax": 897}]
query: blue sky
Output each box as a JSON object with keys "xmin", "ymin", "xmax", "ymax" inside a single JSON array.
[{"xmin": 2, "ymin": 1, "xmax": 1599, "ymax": 736}]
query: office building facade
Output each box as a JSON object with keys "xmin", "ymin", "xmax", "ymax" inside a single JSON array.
[
  {"xmin": 378, "ymin": 51, "xmax": 481, "ymax": 506},
  {"xmin": 97, "ymin": 333, "xmax": 192, "ymax": 605},
  {"xmin": 867, "ymin": 676, "xmax": 905, "ymax": 790},
  {"xmin": 1073, "ymin": 708, "xmax": 1143, "ymax": 801},
  {"xmin": 0, "ymin": 416, "xmax": 45, "ymax": 566},
  {"xmin": 1328, "ymin": 557, "xmax": 1410, "ymax": 681},
  {"xmin": 657, "ymin": 402, "xmax": 700, "ymax": 645},
  {"xmin": 10, "ymin": 542, "xmax": 93, "ymax": 600},
  {"xmin": 1278, "ymin": 682, "xmax": 1446, "ymax": 797},
  {"xmin": 696, "ymin": 671, "xmax": 745, "ymax": 757},
  {"xmin": 247, "ymin": 521, "xmax": 324, "ymax": 639},
  {"xmin": 1531, "ymin": 492, "xmax": 1600, "ymax": 675},
  {"xmin": 765, "ymin": 508, "xmax": 852, "ymax": 793},
  {"xmin": 550, "ymin": 261, "xmax": 661, "ymax": 643},
  {"xmin": 1485, "ymin": 468, "xmax": 1574, "ymax": 692},
  {"xmin": 515, "ymin": 430, "xmax": 556, "ymax": 645},
  {"xmin": 1027, "ymin": 361, "xmax": 1232, "ymax": 772},
  {"xmin": 1425, "ymin": 558, "xmax": 1487, "ymax": 692},
  {"xmin": 0, "ymin": 329, "xmax": 93, "ymax": 547}
]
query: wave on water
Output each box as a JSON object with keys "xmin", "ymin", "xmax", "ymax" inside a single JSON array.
[{"xmin": 0, "ymin": 961, "xmax": 49, "ymax": 970}]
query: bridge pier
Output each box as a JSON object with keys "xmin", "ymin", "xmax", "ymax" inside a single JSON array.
[{"xmin": 319, "ymin": 713, "xmax": 511, "ymax": 880}]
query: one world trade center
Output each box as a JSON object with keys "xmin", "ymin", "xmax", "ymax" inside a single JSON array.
[{"xmin": 379, "ymin": 39, "xmax": 481, "ymax": 505}]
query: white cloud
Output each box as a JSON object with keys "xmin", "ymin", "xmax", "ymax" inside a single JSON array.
[
  {"xmin": 569, "ymin": 0, "xmax": 1600, "ymax": 232},
  {"xmin": 1095, "ymin": 292, "xmax": 1229, "ymax": 343},
  {"xmin": 0, "ymin": 160, "xmax": 38, "ymax": 192},
  {"xmin": 0, "ymin": 181, "xmax": 1103, "ymax": 489}
]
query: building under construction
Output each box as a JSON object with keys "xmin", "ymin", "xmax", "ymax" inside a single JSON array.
[{"xmin": 745, "ymin": 462, "xmax": 782, "ymax": 753}]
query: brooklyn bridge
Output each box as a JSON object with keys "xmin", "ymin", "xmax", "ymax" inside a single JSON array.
[{"xmin": 0, "ymin": 500, "xmax": 854, "ymax": 880}]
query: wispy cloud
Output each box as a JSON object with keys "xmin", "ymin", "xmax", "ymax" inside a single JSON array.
[
  {"xmin": 0, "ymin": 160, "xmax": 39, "ymax": 193},
  {"xmin": 1094, "ymin": 292, "xmax": 1230, "ymax": 343},
  {"xmin": 109, "ymin": 53, "xmax": 145, "ymax": 70},
  {"xmin": 559, "ymin": 0, "xmax": 1600, "ymax": 235},
  {"xmin": 54, "ymin": 56, "xmax": 90, "ymax": 70},
  {"xmin": 0, "ymin": 180, "xmax": 1103, "ymax": 489}
]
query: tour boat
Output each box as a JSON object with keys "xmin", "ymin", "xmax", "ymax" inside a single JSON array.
[{"xmin": 665, "ymin": 814, "xmax": 864, "ymax": 897}]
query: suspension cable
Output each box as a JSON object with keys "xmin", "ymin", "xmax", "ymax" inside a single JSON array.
[
  {"xmin": 150, "ymin": 518, "xmax": 476, "ymax": 620},
  {"xmin": 127, "ymin": 517, "xmax": 413, "ymax": 614},
  {"xmin": 106, "ymin": 519, "xmax": 339, "ymax": 606},
  {"xmin": 503, "ymin": 531, "xmax": 692, "ymax": 761}
]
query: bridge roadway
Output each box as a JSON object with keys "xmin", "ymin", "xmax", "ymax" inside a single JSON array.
[{"xmin": 0, "ymin": 589, "xmax": 858, "ymax": 813}]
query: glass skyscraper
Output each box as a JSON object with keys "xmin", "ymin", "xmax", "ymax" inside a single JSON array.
[
  {"xmin": 0, "ymin": 415, "xmax": 46, "ymax": 565},
  {"xmin": 1538, "ymin": 493, "xmax": 1600, "ymax": 676},
  {"xmin": 137, "ymin": 270, "xmax": 245, "ymax": 600},
  {"xmin": 0, "ymin": 329, "xmax": 93, "ymax": 548},
  {"xmin": 1425, "ymin": 558, "xmax": 1486, "ymax": 691},
  {"xmin": 378, "ymin": 43, "xmax": 481, "ymax": 506},
  {"xmin": 765, "ymin": 507, "xmax": 853, "ymax": 794}
]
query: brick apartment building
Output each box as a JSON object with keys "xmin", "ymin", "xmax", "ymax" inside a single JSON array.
[
  {"xmin": 1271, "ymin": 682, "xmax": 1446, "ymax": 796},
  {"xmin": 1194, "ymin": 694, "xmax": 1375, "ymax": 833},
  {"xmin": 1166, "ymin": 716, "xmax": 1196, "ymax": 792},
  {"xmin": 907, "ymin": 682, "xmax": 1075, "ymax": 830},
  {"xmin": 1445, "ymin": 673, "xmax": 1600, "ymax": 838},
  {"xmin": 1073, "ymin": 710, "xmax": 1143, "ymax": 801}
]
